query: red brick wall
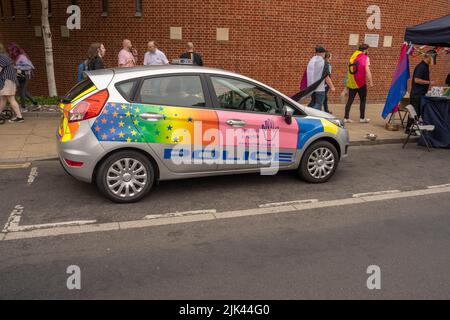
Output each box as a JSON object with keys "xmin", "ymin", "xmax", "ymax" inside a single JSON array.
[{"xmin": 0, "ymin": 0, "xmax": 449, "ymax": 103}]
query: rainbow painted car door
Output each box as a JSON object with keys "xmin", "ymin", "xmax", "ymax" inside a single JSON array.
[
  {"xmin": 215, "ymin": 110, "xmax": 299, "ymax": 170},
  {"xmin": 210, "ymin": 76, "xmax": 298, "ymax": 171}
]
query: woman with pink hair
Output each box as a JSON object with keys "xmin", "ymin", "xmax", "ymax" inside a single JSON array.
[
  {"xmin": 7, "ymin": 43, "xmax": 40, "ymax": 113},
  {"xmin": 0, "ymin": 42, "xmax": 23, "ymax": 124}
]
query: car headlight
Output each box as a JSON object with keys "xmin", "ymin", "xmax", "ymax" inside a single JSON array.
[{"xmin": 327, "ymin": 118, "xmax": 345, "ymax": 128}]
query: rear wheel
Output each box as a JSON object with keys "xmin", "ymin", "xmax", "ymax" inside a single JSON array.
[
  {"xmin": 298, "ymin": 141, "xmax": 339, "ymax": 183},
  {"xmin": 96, "ymin": 151, "xmax": 155, "ymax": 203}
]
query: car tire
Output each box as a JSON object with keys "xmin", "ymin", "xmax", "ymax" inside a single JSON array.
[
  {"xmin": 298, "ymin": 140, "xmax": 339, "ymax": 183},
  {"xmin": 96, "ymin": 150, "xmax": 155, "ymax": 203}
]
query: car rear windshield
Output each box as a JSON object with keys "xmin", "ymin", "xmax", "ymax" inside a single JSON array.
[{"xmin": 62, "ymin": 78, "xmax": 96, "ymax": 103}]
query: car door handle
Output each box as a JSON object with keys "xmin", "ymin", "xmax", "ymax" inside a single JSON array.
[
  {"xmin": 139, "ymin": 113, "xmax": 164, "ymax": 121},
  {"xmin": 226, "ymin": 119, "xmax": 246, "ymax": 127}
]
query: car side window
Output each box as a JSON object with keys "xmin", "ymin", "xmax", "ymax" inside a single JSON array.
[
  {"xmin": 116, "ymin": 80, "xmax": 136, "ymax": 101},
  {"xmin": 211, "ymin": 76, "xmax": 280, "ymax": 114},
  {"xmin": 137, "ymin": 76, "xmax": 206, "ymax": 107}
]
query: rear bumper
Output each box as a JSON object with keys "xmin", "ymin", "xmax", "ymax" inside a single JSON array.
[{"xmin": 57, "ymin": 121, "xmax": 105, "ymax": 183}]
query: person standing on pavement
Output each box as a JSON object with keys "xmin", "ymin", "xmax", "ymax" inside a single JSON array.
[
  {"xmin": 118, "ymin": 39, "xmax": 138, "ymax": 68},
  {"xmin": 0, "ymin": 42, "xmax": 23, "ymax": 124},
  {"xmin": 7, "ymin": 43, "xmax": 40, "ymax": 113},
  {"xmin": 143, "ymin": 41, "xmax": 169, "ymax": 66},
  {"xmin": 406, "ymin": 50, "xmax": 435, "ymax": 133},
  {"xmin": 306, "ymin": 46, "xmax": 334, "ymax": 111},
  {"xmin": 323, "ymin": 51, "xmax": 334, "ymax": 114},
  {"xmin": 344, "ymin": 44, "xmax": 373, "ymax": 123},
  {"xmin": 87, "ymin": 43, "xmax": 106, "ymax": 71},
  {"xmin": 180, "ymin": 42, "xmax": 203, "ymax": 66}
]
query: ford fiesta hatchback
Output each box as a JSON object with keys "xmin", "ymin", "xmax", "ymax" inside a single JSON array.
[{"xmin": 58, "ymin": 65, "xmax": 349, "ymax": 203}]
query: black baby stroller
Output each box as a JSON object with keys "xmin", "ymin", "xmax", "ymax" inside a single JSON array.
[{"xmin": 1, "ymin": 107, "xmax": 13, "ymax": 119}]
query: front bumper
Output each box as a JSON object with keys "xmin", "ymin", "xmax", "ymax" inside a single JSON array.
[{"xmin": 338, "ymin": 128, "xmax": 350, "ymax": 159}]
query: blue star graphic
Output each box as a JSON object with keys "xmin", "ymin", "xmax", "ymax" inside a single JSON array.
[
  {"xmin": 188, "ymin": 117, "xmax": 193, "ymax": 122},
  {"xmin": 167, "ymin": 125, "xmax": 173, "ymax": 131}
]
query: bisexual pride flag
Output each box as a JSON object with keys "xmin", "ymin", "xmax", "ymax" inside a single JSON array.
[{"xmin": 382, "ymin": 43, "xmax": 410, "ymax": 119}]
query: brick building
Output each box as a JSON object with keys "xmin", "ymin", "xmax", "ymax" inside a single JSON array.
[{"xmin": 0, "ymin": 0, "xmax": 448, "ymax": 102}]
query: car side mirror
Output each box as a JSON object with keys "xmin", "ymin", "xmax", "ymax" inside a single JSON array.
[{"xmin": 283, "ymin": 105, "xmax": 294, "ymax": 124}]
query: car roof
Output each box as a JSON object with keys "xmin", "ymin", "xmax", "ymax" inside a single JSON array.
[
  {"xmin": 87, "ymin": 65, "xmax": 240, "ymax": 78},
  {"xmin": 85, "ymin": 65, "xmax": 257, "ymax": 92}
]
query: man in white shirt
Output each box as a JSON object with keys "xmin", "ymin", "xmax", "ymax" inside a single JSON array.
[
  {"xmin": 306, "ymin": 46, "xmax": 335, "ymax": 110},
  {"xmin": 143, "ymin": 41, "xmax": 169, "ymax": 66}
]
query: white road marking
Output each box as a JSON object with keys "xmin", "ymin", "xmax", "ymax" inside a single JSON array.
[
  {"xmin": 2, "ymin": 185, "xmax": 450, "ymax": 241},
  {"xmin": 14, "ymin": 220, "xmax": 97, "ymax": 232},
  {"xmin": 427, "ymin": 183, "xmax": 450, "ymax": 189},
  {"xmin": 27, "ymin": 167, "xmax": 38, "ymax": 185},
  {"xmin": 258, "ymin": 199, "xmax": 318, "ymax": 208},
  {"xmin": 0, "ymin": 162, "xmax": 31, "ymax": 169},
  {"xmin": 144, "ymin": 209, "xmax": 217, "ymax": 220},
  {"xmin": 352, "ymin": 190, "xmax": 401, "ymax": 198},
  {"xmin": 2, "ymin": 205, "xmax": 24, "ymax": 233}
]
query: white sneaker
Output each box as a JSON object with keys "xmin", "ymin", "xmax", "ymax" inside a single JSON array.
[
  {"xmin": 30, "ymin": 104, "xmax": 42, "ymax": 112},
  {"xmin": 360, "ymin": 118, "xmax": 371, "ymax": 123},
  {"xmin": 344, "ymin": 118, "xmax": 354, "ymax": 123}
]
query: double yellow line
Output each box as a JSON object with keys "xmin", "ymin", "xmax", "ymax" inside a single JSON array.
[{"xmin": 0, "ymin": 162, "xmax": 31, "ymax": 169}]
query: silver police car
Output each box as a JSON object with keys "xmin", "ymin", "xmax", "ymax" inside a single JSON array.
[{"xmin": 58, "ymin": 65, "xmax": 349, "ymax": 203}]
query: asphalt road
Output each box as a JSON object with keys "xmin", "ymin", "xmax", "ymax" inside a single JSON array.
[{"xmin": 0, "ymin": 144, "xmax": 449, "ymax": 299}]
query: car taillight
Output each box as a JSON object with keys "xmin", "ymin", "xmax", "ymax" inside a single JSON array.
[
  {"xmin": 64, "ymin": 159, "xmax": 84, "ymax": 167},
  {"xmin": 69, "ymin": 89, "xmax": 109, "ymax": 123}
]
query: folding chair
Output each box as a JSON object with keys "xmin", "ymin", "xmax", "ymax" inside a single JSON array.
[
  {"xmin": 388, "ymin": 100, "xmax": 409, "ymax": 128},
  {"xmin": 402, "ymin": 105, "xmax": 435, "ymax": 152}
]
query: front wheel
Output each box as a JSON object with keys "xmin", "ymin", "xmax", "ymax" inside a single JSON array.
[
  {"xmin": 96, "ymin": 151, "xmax": 155, "ymax": 203},
  {"xmin": 298, "ymin": 141, "xmax": 339, "ymax": 183}
]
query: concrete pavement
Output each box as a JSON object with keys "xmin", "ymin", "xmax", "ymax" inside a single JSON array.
[
  {"xmin": 328, "ymin": 103, "xmax": 409, "ymax": 145},
  {"xmin": 0, "ymin": 104, "xmax": 411, "ymax": 163},
  {"xmin": 0, "ymin": 117, "xmax": 59, "ymax": 162}
]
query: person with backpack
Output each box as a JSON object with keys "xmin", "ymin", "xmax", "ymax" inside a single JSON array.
[
  {"xmin": 7, "ymin": 43, "xmax": 40, "ymax": 113},
  {"xmin": 344, "ymin": 43, "xmax": 374, "ymax": 123},
  {"xmin": 0, "ymin": 42, "xmax": 23, "ymax": 124},
  {"xmin": 78, "ymin": 43, "xmax": 106, "ymax": 82},
  {"xmin": 87, "ymin": 43, "xmax": 106, "ymax": 71}
]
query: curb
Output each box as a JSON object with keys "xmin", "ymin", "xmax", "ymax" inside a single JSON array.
[
  {"xmin": 350, "ymin": 137, "xmax": 417, "ymax": 146},
  {"xmin": 0, "ymin": 156, "xmax": 59, "ymax": 164}
]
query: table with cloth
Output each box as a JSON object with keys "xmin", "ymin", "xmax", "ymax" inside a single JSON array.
[{"xmin": 419, "ymin": 96, "xmax": 450, "ymax": 148}]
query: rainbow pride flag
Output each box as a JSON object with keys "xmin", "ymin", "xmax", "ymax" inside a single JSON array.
[{"xmin": 382, "ymin": 43, "xmax": 410, "ymax": 119}]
